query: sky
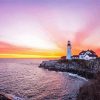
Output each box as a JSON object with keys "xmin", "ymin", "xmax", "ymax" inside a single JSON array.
[{"xmin": 0, "ymin": 0, "xmax": 100, "ymax": 58}]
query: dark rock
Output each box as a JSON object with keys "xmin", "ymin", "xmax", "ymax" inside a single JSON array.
[
  {"xmin": 39, "ymin": 58, "xmax": 100, "ymax": 79},
  {"xmin": 0, "ymin": 94, "xmax": 11, "ymax": 100},
  {"xmin": 77, "ymin": 72, "xmax": 100, "ymax": 100}
]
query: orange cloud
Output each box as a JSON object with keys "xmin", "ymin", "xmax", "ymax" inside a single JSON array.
[{"xmin": 0, "ymin": 41, "xmax": 63, "ymax": 58}]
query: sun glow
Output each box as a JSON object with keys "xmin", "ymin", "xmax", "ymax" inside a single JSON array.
[
  {"xmin": 6, "ymin": 33, "xmax": 58, "ymax": 50},
  {"xmin": 0, "ymin": 16, "xmax": 58, "ymax": 50},
  {"xmin": 0, "ymin": 0, "xmax": 100, "ymax": 58},
  {"xmin": 0, "ymin": 54, "xmax": 61, "ymax": 58}
]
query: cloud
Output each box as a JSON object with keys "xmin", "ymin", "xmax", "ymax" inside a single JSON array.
[{"xmin": 74, "ymin": 12, "xmax": 100, "ymax": 46}]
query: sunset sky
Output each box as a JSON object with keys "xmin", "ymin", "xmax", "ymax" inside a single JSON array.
[{"xmin": 0, "ymin": 0, "xmax": 100, "ymax": 58}]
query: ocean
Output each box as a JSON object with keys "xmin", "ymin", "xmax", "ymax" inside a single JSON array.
[{"xmin": 0, "ymin": 59, "xmax": 87, "ymax": 100}]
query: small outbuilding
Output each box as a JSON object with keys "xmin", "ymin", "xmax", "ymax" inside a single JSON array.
[{"xmin": 71, "ymin": 55, "xmax": 79, "ymax": 59}]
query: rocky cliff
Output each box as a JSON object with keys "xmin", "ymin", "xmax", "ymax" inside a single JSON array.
[{"xmin": 39, "ymin": 58, "xmax": 100, "ymax": 79}]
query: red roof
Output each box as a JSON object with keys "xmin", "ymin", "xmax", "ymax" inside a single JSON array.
[{"xmin": 72, "ymin": 55, "xmax": 79, "ymax": 57}]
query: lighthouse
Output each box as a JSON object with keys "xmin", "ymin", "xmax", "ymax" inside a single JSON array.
[{"xmin": 66, "ymin": 41, "xmax": 72, "ymax": 60}]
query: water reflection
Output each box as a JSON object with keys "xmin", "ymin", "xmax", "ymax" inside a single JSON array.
[{"xmin": 0, "ymin": 59, "xmax": 86, "ymax": 100}]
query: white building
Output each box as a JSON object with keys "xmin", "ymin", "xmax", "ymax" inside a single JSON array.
[
  {"xmin": 71, "ymin": 50, "xmax": 98, "ymax": 60},
  {"xmin": 65, "ymin": 41, "xmax": 98, "ymax": 60},
  {"xmin": 78, "ymin": 50, "xmax": 98, "ymax": 60},
  {"xmin": 66, "ymin": 41, "xmax": 72, "ymax": 60}
]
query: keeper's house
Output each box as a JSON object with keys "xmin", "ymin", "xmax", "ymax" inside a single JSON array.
[{"xmin": 72, "ymin": 50, "xmax": 98, "ymax": 60}]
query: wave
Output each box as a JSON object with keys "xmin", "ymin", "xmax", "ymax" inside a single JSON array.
[{"xmin": 67, "ymin": 72, "xmax": 88, "ymax": 81}]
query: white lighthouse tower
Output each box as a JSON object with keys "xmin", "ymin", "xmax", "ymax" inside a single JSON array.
[{"xmin": 66, "ymin": 41, "xmax": 72, "ymax": 60}]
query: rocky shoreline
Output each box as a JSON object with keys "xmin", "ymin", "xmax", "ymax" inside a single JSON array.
[
  {"xmin": 39, "ymin": 58, "xmax": 100, "ymax": 100},
  {"xmin": 39, "ymin": 58, "xmax": 100, "ymax": 79}
]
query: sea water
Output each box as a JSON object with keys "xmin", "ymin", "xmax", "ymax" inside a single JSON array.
[{"xmin": 0, "ymin": 59, "xmax": 87, "ymax": 100}]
